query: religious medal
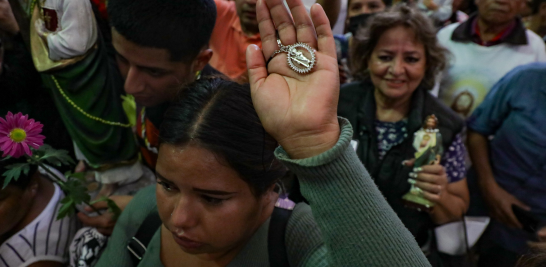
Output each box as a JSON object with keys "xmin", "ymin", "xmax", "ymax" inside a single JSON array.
[{"xmin": 271, "ymin": 39, "xmax": 316, "ymax": 74}]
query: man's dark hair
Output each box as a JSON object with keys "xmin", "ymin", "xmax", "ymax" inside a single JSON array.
[
  {"xmin": 108, "ymin": 0, "xmax": 217, "ymax": 63},
  {"xmin": 0, "ymin": 157, "xmax": 38, "ymax": 189},
  {"xmin": 160, "ymin": 78, "xmax": 286, "ymax": 197}
]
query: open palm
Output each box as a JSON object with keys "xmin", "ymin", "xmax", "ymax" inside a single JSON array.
[{"xmin": 246, "ymin": 0, "xmax": 340, "ymax": 159}]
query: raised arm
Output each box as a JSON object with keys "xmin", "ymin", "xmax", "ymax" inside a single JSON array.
[{"xmin": 246, "ymin": 0, "xmax": 429, "ymax": 265}]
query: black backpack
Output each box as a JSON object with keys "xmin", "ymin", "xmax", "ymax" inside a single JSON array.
[{"xmin": 127, "ymin": 198, "xmax": 294, "ymax": 267}]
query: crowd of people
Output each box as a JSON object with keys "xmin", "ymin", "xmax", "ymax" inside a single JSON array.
[{"xmin": 0, "ymin": 0, "xmax": 545, "ymax": 266}]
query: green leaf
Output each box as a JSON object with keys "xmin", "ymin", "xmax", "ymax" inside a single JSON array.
[
  {"xmin": 57, "ymin": 197, "xmax": 76, "ymax": 220},
  {"xmin": 2, "ymin": 163, "xmax": 31, "ymax": 189},
  {"xmin": 1, "ymin": 156, "xmax": 12, "ymax": 161},
  {"xmin": 63, "ymin": 177, "xmax": 90, "ymax": 205},
  {"xmin": 92, "ymin": 196, "xmax": 122, "ymax": 221},
  {"xmin": 66, "ymin": 171, "xmax": 86, "ymax": 182},
  {"xmin": 34, "ymin": 144, "xmax": 75, "ymax": 167},
  {"xmin": 106, "ymin": 198, "xmax": 122, "ymax": 221}
]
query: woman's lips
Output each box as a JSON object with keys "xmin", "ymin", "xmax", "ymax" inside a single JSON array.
[
  {"xmin": 385, "ymin": 79, "xmax": 406, "ymax": 88},
  {"xmin": 171, "ymin": 233, "xmax": 205, "ymax": 250}
]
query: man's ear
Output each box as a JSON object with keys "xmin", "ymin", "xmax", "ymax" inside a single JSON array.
[{"xmin": 192, "ymin": 48, "xmax": 213, "ymax": 73}]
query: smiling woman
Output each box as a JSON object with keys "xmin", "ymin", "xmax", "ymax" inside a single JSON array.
[{"xmin": 338, "ymin": 5, "xmax": 470, "ymax": 265}]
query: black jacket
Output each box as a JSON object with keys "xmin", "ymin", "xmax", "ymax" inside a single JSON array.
[{"xmin": 338, "ymin": 80, "xmax": 464, "ymax": 245}]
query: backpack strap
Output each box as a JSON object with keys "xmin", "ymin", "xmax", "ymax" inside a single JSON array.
[
  {"xmin": 268, "ymin": 196, "xmax": 295, "ymax": 267},
  {"xmin": 127, "ymin": 212, "xmax": 162, "ymax": 266}
]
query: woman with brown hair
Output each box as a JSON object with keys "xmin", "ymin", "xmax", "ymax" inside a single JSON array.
[{"xmin": 338, "ymin": 5, "xmax": 469, "ymax": 264}]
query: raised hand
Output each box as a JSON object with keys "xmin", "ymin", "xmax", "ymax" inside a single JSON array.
[{"xmin": 246, "ymin": 0, "xmax": 340, "ymax": 159}]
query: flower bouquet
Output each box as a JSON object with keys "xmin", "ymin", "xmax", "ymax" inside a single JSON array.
[{"xmin": 0, "ymin": 112, "xmax": 120, "ymax": 220}]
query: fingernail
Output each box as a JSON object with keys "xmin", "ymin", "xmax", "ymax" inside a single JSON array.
[
  {"xmin": 413, "ymin": 167, "xmax": 422, "ymax": 172},
  {"xmin": 248, "ymin": 44, "xmax": 260, "ymax": 51},
  {"xmin": 408, "ymin": 179, "xmax": 416, "ymax": 185},
  {"xmin": 402, "ymin": 160, "xmax": 408, "ymax": 166},
  {"xmin": 409, "ymin": 172, "xmax": 417, "ymax": 178}
]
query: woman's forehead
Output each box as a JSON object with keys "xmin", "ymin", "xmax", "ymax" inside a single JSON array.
[{"xmin": 156, "ymin": 144, "xmax": 250, "ymax": 192}]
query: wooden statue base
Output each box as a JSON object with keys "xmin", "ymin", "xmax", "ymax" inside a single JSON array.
[{"xmin": 401, "ymin": 198, "xmax": 434, "ymax": 213}]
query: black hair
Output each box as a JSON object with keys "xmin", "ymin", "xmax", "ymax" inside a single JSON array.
[
  {"xmin": 531, "ymin": 0, "xmax": 546, "ymax": 14},
  {"xmin": 0, "ymin": 157, "xmax": 37, "ymax": 190},
  {"xmin": 159, "ymin": 78, "xmax": 286, "ymax": 196},
  {"xmin": 107, "ymin": 0, "xmax": 217, "ymax": 63}
]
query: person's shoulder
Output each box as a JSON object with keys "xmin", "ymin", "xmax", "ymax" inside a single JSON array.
[
  {"xmin": 214, "ymin": 0, "xmax": 236, "ymax": 20},
  {"xmin": 340, "ymin": 81, "xmax": 367, "ymax": 95},
  {"xmin": 285, "ymin": 203, "xmax": 324, "ymax": 266},
  {"xmin": 437, "ymin": 23, "xmax": 459, "ymax": 41},
  {"xmin": 340, "ymin": 81, "xmax": 369, "ymax": 103},
  {"xmin": 120, "ymin": 185, "xmax": 158, "ymax": 230},
  {"xmin": 338, "ymin": 81, "xmax": 368, "ymax": 119},
  {"xmin": 499, "ymin": 62, "xmax": 546, "ymax": 89},
  {"xmin": 524, "ymin": 29, "xmax": 546, "ymax": 51},
  {"xmin": 0, "ymin": 183, "xmax": 77, "ymax": 266},
  {"xmin": 129, "ymin": 185, "xmax": 157, "ymax": 209}
]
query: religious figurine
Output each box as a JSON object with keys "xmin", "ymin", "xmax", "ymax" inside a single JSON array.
[
  {"xmin": 290, "ymin": 48, "xmax": 312, "ymax": 68},
  {"xmin": 402, "ymin": 114, "xmax": 443, "ymax": 212},
  {"xmin": 21, "ymin": 0, "xmax": 140, "ymax": 195}
]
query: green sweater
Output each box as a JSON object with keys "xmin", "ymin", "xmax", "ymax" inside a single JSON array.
[{"xmin": 95, "ymin": 118, "xmax": 430, "ymax": 266}]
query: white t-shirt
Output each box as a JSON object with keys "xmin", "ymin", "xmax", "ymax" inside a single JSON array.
[
  {"xmin": 0, "ymin": 171, "xmax": 79, "ymax": 267},
  {"xmin": 435, "ymin": 22, "xmax": 546, "ymax": 118}
]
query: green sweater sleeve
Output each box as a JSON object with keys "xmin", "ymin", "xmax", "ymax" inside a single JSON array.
[
  {"xmin": 94, "ymin": 185, "xmax": 159, "ymax": 267},
  {"xmin": 275, "ymin": 118, "xmax": 430, "ymax": 267}
]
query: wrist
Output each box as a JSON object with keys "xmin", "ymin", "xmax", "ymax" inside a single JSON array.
[{"xmin": 280, "ymin": 124, "xmax": 340, "ymax": 159}]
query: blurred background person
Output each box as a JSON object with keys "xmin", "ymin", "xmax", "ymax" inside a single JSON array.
[
  {"xmin": 436, "ymin": 0, "xmax": 546, "ymax": 119},
  {"xmin": 0, "ymin": 157, "xmax": 79, "ymax": 267},
  {"xmin": 417, "ymin": 0, "xmax": 454, "ymax": 27},
  {"xmin": 523, "ymin": 0, "xmax": 546, "ymax": 42},
  {"xmin": 339, "ymin": 5, "xmax": 469, "ymax": 265},
  {"xmin": 209, "ymin": 0, "xmax": 341, "ymax": 83},
  {"xmin": 467, "ymin": 62, "xmax": 546, "ymax": 267},
  {"xmin": 335, "ymin": 0, "xmax": 391, "ymax": 84}
]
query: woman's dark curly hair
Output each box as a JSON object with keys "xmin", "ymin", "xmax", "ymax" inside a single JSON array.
[{"xmin": 350, "ymin": 4, "xmax": 450, "ymax": 90}]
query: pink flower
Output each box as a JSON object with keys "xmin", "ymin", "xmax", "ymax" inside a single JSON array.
[{"xmin": 0, "ymin": 112, "xmax": 46, "ymax": 158}]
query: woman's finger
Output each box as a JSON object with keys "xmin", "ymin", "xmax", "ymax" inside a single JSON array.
[
  {"xmin": 247, "ymin": 44, "xmax": 268, "ymax": 90},
  {"xmin": 86, "ymin": 200, "xmax": 108, "ymax": 211},
  {"xmin": 310, "ymin": 3, "xmax": 336, "ymax": 58},
  {"xmin": 422, "ymin": 191, "xmax": 441, "ymax": 202},
  {"xmin": 411, "ymin": 171, "xmax": 444, "ymax": 184},
  {"xmin": 265, "ymin": 0, "xmax": 297, "ymax": 47},
  {"xmin": 285, "ymin": 0, "xmax": 317, "ymax": 48},
  {"xmin": 416, "ymin": 164, "xmax": 445, "ymax": 175},
  {"xmin": 415, "ymin": 181, "xmax": 442, "ymax": 194},
  {"xmin": 257, "ymin": 0, "xmax": 279, "ymax": 58}
]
